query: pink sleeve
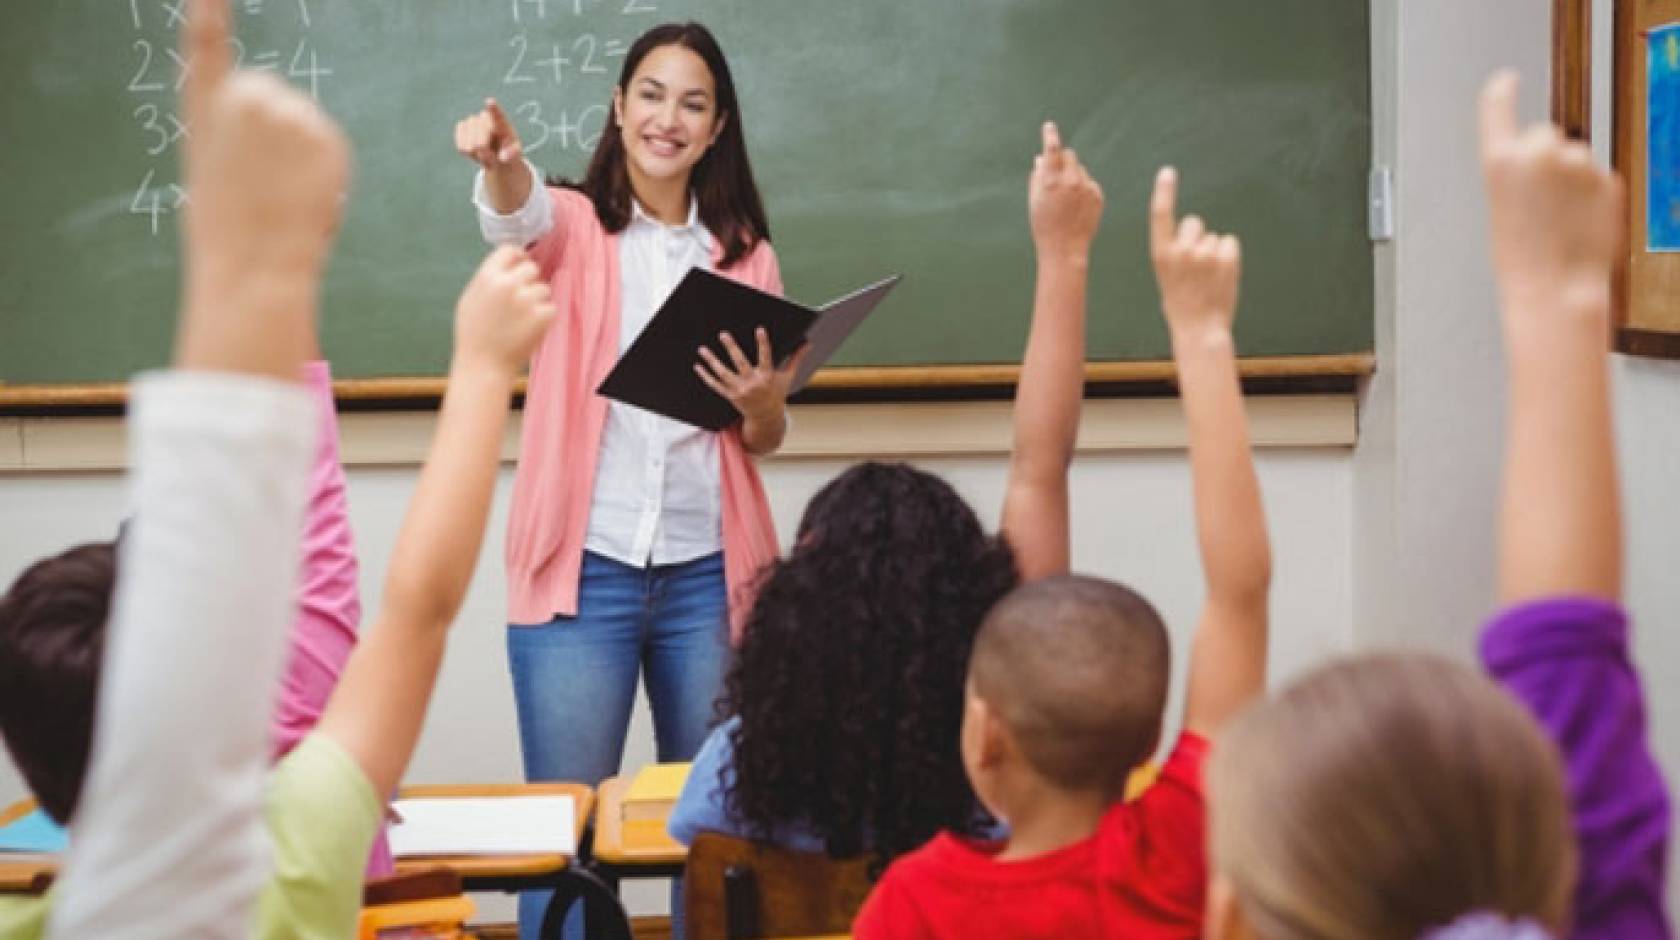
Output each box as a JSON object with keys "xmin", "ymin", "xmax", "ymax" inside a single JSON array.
[
  {"xmin": 527, "ymin": 186, "xmax": 589, "ymax": 279},
  {"xmin": 271, "ymin": 361, "xmax": 362, "ymax": 759}
]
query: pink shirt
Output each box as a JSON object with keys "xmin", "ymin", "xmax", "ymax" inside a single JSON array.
[
  {"xmin": 276, "ymin": 361, "xmax": 387, "ymax": 875},
  {"xmin": 506, "ymin": 187, "xmax": 783, "ymax": 642},
  {"xmin": 272, "ymin": 361, "xmax": 362, "ymax": 759}
]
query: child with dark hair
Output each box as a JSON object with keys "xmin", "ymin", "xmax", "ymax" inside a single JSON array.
[
  {"xmin": 0, "ymin": 352, "xmax": 367, "ymax": 846},
  {"xmin": 668, "ymin": 121, "xmax": 1101, "ymax": 870},
  {"xmin": 0, "ymin": 1, "xmax": 556, "ymax": 935},
  {"xmin": 854, "ymin": 162, "xmax": 1272, "ymax": 939}
]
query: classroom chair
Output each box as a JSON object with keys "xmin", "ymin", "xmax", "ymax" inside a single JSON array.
[{"xmin": 682, "ymin": 832, "xmax": 871, "ymax": 940}]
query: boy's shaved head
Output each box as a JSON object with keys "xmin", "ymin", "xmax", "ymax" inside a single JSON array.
[{"xmin": 969, "ymin": 575, "xmax": 1169, "ymax": 796}]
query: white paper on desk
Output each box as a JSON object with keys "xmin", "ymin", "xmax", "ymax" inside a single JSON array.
[{"xmin": 388, "ymin": 796, "xmax": 576, "ymax": 857}]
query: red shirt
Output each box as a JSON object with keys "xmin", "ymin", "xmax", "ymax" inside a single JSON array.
[{"xmin": 852, "ymin": 733, "xmax": 1209, "ymax": 940}]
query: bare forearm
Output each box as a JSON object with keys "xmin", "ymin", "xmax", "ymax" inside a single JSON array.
[
  {"xmin": 1172, "ymin": 327, "xmax": 1271, "ymax": 606},
  {"xmin": 177, "ymin": 272, "xmax": 315, "ymax": 382},
  {"xmin": 741, "ymin": 407, "xmax": 787, "ymax": 455},
  {"xmin": 1498, "ymin": 295, "xmax": 1620, "ymax": 603},
  {"xmin": 382, "ymin": 361, "xmax": 512, "ymax": 626},
  {"xmin": 1013, "ymin": 255, "xmax": 1087, "ymax": 479}
]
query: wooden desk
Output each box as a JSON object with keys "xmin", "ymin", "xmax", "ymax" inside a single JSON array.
[
  {"xmin": 0, "ymin": 799, "xmax": 53, "ymax": 895},
  {"xmin": 591, "ymin": 776, "xmax": 685, "ymax": 868},
  {"xmin": 396, "ymin": 782, "xmax": 633, "ymax": 939},
  {"xmin": 393, "ymin": 782, "xmax": 594, "ymax": 882},
  {"xmin": 5, "ymin": 783, "xmax": 605, "ymax": 894}
]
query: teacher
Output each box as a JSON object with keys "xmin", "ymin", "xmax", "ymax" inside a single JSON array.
[{"xmin": 453, "ymin": 21, "xmax": 798, "ymax": 939}]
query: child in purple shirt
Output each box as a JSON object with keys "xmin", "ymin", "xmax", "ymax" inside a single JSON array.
[{"xmin": 1481, "ymin": 600, "xmax": 1671, "ymax": 939}]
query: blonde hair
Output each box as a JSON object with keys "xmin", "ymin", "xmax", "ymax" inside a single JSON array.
[{"xmin": 1209, "ymin": 654, "xmax": 1576, "ymax": 940}]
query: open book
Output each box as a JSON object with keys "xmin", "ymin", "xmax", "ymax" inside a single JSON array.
[{"xmin": 598, "ymin": 269, "xmax": 901, "ymax": 430}]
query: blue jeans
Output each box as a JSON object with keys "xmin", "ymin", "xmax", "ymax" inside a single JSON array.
[{"xmin": 508, "ymin": 550, "xmax": 729, "ymax": 940}]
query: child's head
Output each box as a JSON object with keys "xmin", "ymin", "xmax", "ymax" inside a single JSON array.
[
  {"xmin": 1207, "ymin": 654, "xmax": 1575, "ymax": 940},
  {"xmin": 568, "ymin": 21, "xmax": 769, "ymax": 266},
  {"xmin": 723, "ymin": 461, "xmax": 1018, "ymax": 861},
  {"xmin": 0, "ymin": 541, "xmax": 117, "ymax": 823},
  {"xmin": 962, "ymin": 575, "xmax": 1169, "ymax": 815}
]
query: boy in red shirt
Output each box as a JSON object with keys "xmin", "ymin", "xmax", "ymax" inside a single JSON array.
[{"xmin": 854, "ymin": 163, "xmax": 1272, "ymax": 940}]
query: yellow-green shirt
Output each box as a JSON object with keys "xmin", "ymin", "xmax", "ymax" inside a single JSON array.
[{"xmin": 0, "ymin": 733, "xmax": 380, "ymax": 940}]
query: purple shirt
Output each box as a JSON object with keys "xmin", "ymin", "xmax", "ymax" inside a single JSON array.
[{"xmin": 1481, "ymin": 597, "xmax": 1673, "ymax": 940}]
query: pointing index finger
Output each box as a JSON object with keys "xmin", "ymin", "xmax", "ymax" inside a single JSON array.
[
  {"xmin": 1150, "ymin": 167, "xmax": 1178, "ymax": 251},
  {"xmin": 1478, "ymin": 70, "xmax": 1521, "ymax": 157},
  {"xmin": 182, "ymin": 0, "xmax": 232, "ymax": 144},
  {"xmin": 1042, "ymin": 121, "xmax": 1065, "ymax": 171},
  {"xmin": 487, "ymin": 98, "xmax": 515, "ymax": 136}
]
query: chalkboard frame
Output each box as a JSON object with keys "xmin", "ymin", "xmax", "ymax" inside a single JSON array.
[{"xmin": 0, "ymin": 354, "xmax": 1374, "ymax": 413}]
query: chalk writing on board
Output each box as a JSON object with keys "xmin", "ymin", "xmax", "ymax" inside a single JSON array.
[
  {"xmin": 122, "ymin": 0, "xmax": 331, "ymax": 235},
  {"xmin": 503, "ymin": 2, "xmax": 644, "ymax": 156}
]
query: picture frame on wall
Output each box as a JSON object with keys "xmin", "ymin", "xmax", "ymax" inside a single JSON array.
[{"xmin": 1557, "ymin": 0, "xmax": 1680, "ymax": 357}]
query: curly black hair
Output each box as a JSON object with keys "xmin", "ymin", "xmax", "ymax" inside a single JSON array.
[{"xmin": 721, "ymin": 461, "xmax": 1019, "ymax": 868}]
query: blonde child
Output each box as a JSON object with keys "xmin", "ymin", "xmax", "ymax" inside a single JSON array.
[{"xmin": 1202, "ymin": 72, "xmax": 1670, "ymax": 940}]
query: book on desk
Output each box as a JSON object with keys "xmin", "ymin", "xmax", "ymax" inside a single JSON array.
[{"xmin": 621, "ymin": 762, "xmax": 692, "ymax": 850}]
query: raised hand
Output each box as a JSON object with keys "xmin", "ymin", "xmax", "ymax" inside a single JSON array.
[
  {"xmin": 1149, "ymin": 167, "xmax": 1241, "ymax": 337},
  {"xmin": 175, "ymin": 0, "xmax": 350, "ymax": 379},
  {"xmin": 454, "ymin": 98, "xmax": 527, "ymax": 172},
  {"xmin": 1028, "ymin": 121, "xmax": 1104, "ymax": 262},
  {"xmin": 453, "ymin": 245, "xmax": 557, "ymax": 375},
  {"xmin": 694, "ymin": 328, "xmax": 809, "ymax": 425},
  {"xmin": 1478, "ymin": 71, "xmax": 1623, "ymax": 312}
]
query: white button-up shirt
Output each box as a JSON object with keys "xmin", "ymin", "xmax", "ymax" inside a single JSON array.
[{"xmin": 475, "ymin": 163, "xmax": 722, "ymax": 568}]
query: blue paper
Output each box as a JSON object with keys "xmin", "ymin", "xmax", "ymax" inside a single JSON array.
[
  {"xmin": 0, "ymin": 809, "xmax": 67, "ymax": 854},
  {"xmin": 1650, "ymin": 23, "xmax": 1680, "ymax": 251}
]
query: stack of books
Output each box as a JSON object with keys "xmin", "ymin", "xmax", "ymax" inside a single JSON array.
[
  {"xmin": 620, "ymin": 762, "xmax": 691, "ymax": 851},
  {"xmin": 358, "ymin": 868, "xmax": 477, "ymax": 940}
]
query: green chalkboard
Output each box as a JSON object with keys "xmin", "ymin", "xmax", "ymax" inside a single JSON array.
[{"xmin": 0, "ymin": 0, "xmax": 1371, "ymax": 388}]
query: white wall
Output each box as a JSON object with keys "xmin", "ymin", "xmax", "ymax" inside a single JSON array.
[{"xmin": 1354, "ymin": 0, "xmax": 1543, "ymax": 654}]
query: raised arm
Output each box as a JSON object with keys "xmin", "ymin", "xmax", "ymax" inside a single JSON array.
[
  {"xmin": 1481, "ymin": 73, "xmax": 1622, "ymax": 605},
  {"xmin": 314, "ymin": 246, "xmax": 555, "ymax": 798},
  {"xmin": 1476, "ymin": 73, "xmax": 1668, "ymax": 940},
  {"xmin": 1149, "ymin": 169, "xmax": 1271, "ymax": 739},
  {"xmin": 47, "ymin": 0, "xmax": 350, "ymax": 935},
  {"xmin": 999, "ymin": 121, "xmax": 1102, "ymax": 580}
]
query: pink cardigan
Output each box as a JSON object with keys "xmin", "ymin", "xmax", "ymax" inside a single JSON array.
[{"xmin": 505, "ymin": 187, "xmax": 782, "ymax": 642}]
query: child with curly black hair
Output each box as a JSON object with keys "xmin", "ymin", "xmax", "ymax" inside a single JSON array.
[{"xmin": 667, "ymin": 121, "xmax": 1102, "ymax": 867}]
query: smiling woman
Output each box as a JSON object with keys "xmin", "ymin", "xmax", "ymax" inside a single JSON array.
[{"xmin": 450, "ymin": 22, "xmax": 791, "ymax": 940}]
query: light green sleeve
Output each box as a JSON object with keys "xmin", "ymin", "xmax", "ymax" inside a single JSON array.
[
  {"xmin": 0, "ymin": 896, "xmax": 49, "ymax": 940},
  {"xmin": 254, "ymin": 733, "xmax": 383, "ymax": 940}
]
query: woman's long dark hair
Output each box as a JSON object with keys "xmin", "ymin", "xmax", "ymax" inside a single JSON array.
[
  {"xmin": 552, "ymin": 22, "xmax": 770, "ymax": 268},
  {"xmin": 721, "ymin": 463, "xmax": 1020, "ymax": 869}
]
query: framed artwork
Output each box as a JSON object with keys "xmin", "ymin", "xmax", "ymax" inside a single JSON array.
[{"xmin": 1556, "ymin": 0, "xmax": 1680, "ymax": 357}]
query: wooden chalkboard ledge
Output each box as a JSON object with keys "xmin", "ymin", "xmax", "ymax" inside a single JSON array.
[
  {"xmin": 0, "ymin": 354, "xmax": 1373, "ymax": 414},
  {"xmin": 0, "ymin": 395, "xmax": 1356, "ymax": 472}
]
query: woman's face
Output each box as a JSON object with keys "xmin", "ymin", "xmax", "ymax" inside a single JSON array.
[{"xmin": 613, "ymin": 43, "xmax": 726, "ymax": 188}]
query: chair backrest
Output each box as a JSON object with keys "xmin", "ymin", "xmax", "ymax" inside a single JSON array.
[{"xmin": 684, "ymin": 833, "xmax": 873, "ymax": 940}]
